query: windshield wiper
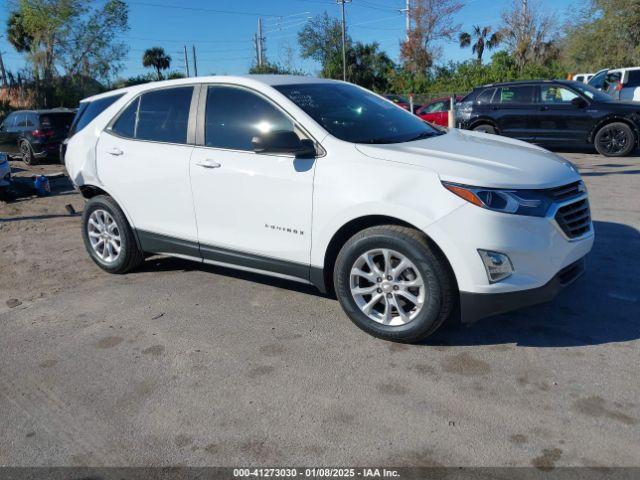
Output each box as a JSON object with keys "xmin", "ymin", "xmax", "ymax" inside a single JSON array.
[{"xmin": 406, "ymin": 131, "xmax": 438, "ymax": 142}]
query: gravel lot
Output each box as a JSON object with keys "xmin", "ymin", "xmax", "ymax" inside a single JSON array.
[{"xmin": 0, "ymin": 150, "xmax": 639, "ymax": 468}]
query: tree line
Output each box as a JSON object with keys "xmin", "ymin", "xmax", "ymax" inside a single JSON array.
[{"xmin": 1, "ymin": 0, "xmax": 639, "ymax": 111}]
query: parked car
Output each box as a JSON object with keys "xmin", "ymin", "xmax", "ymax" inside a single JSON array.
[
  {"xmin": 416, "ymin": 96, "xmax": 461, "ymax": 127},
  {"xmin": 456, "ymin": 79, "xmax": 640, "ymax": 156},
  {"xmin": 65, "ymin": 76, "xmax": 593, "ymax": 343},
  {"xmin": 0, "ymin": 152, "xmax": 10, "ymax": 190},
  {"xmin": 572, "ymin": 73, "xmax": 594, "ymax": 83},
  {"xmin": 588, "ymin": 67, "xmax": 640, "ymax": 102},
  {"xmin": 0, "ymin": 109, "xmax": 75, "ymax": 165}
]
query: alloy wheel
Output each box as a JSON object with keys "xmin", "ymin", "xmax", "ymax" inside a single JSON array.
[
  {"xmin": 87, "ymin": 209, "xmax": 122, "ymax": 263},
  {"xmin": 349, "ymin": 248, "xmax": 426, "ymax": 326},
  {"xmin": 598, "ymin": 126, "xmax": 629, "ymax": 155}
]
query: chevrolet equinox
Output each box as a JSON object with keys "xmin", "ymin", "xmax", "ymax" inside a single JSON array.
[{"xmin": 65, "ymin": 76, "xmax": 594, "ymax": 342}]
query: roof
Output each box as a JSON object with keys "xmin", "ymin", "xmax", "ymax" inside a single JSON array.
[
  {"xmin": 81, "ymin": 75, "xmax": 341, "ymax": 103},
  {"xmin": 9, "ymin": 108, "xmax": 76, "ymax": 114},
  {"xmin": 477, "ymin": 79, "xmax": 578, "ymax": 88}
]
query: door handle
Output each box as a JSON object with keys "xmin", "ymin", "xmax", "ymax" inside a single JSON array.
[
  {"xmin": 195, "ymin": 159, "xmax": 221, "ymax": 169},
  {"xmin": 106, "ymin": 147, "xmax": 124, "ymax": 156}
]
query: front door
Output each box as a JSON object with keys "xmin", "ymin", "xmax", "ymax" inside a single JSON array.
[
  {"xmin": 189, "ymin": 84, "xmax": 315, "ymax": 277},
  {"xmin": 532, "ymin": 85, "xmax": 593, "ymax": 144},
  {"xmin": 489, "ymin": 85, "xmax": 536, "ymax": 141},
  {"xmin": 96, "ymin": 86, "xmax": 199, "ymax": 251}
]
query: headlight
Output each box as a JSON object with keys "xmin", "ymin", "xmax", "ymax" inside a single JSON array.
[{"xmin": 442, "ymin": 182, "xmax": 552, "ymax": 217}]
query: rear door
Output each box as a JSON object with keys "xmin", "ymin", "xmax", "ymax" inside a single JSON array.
[
  {"xmin": 532, "ymin": 84, "xmax": 593, "ymax": 144},
  {"xmin": 96, "ymin": 86, "xmax": 199, "ymax": 249},
  {"xmin": 489, "ymin": 85, "xmax": 536, "ymax": 140}
]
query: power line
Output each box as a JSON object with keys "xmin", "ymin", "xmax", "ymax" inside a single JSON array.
[{"xmin": 126, "ymin": 1, "xmax": 300, "ymax": 18}]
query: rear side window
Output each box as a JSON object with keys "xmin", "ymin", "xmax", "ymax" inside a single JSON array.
[
  {"xmin": 476, "ymin": 88, "xmax": 495, "ymax": 104},
  {"xmin": 626, "ymin": 70, "xmax": 640, "ymax": 87},
  {"xmin": 69, "ymin": 93, "xmax": 124, "ymax": 137},
  {"xmin": 111, "ymin": 87, "xmax": 193, "ymax": 144},
  {"xmin": 15, "ymin": 113, "xmax": 27, "ymax": 127},
  {"xmin": 495, "ymin": 86, "xmax": 534, "ymax": 104},
  {"xmin": 205, "ymin": 85, "xmax": 294, "ymax": 151}
]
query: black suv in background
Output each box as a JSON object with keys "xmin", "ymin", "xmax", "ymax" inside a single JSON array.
[
  {"xmin": 456, "ymin": 80, "xmax": 640, "ymax": 157},
  {"xmin": 0, "ymin": 109, "xmax": 75, "ymax": 164}
]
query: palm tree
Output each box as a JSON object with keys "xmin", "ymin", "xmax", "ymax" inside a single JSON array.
[
  {"xmin": 459, "ymin": 26, "xmax": 501, "ymax": 64},
  {"xmin": 142, "ymin": 47, "xmax": 171, "ymax": 80}
]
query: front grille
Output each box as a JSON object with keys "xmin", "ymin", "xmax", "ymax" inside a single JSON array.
[
  {"xmin": 547, "ymin": 181, "xmax": 583, "ymax": 201},
  {"xmin": 555, "ymin": 198, "xmax": 591, "ymax": 239}
]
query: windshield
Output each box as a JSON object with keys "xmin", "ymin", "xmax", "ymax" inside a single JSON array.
[
  {"xmin": 274, "ymin": 83, "xmax": 442, "ymax": 144},
  {"xmin": 569, "ymin": 82, "xmax": 613, "ymax": 102}
]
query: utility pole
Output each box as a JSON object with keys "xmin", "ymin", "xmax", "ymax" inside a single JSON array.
[
  {"xmin": 400, "ymin": 0, "xmax": 411, "ymax": 41},
  {"xmin": 183, "ymin": 45, "xmax": 190, "ymax": 78},
  {"xmin": 192, "ymin": 45, "xmax": 198, "ymax": 76},
  {"xmin": 337, "ymin": 0, "xmax": 351, "ymax": 82},
  {"xmin": 257, "ymin": 17, "xmax": 264, "ymax": 67}
]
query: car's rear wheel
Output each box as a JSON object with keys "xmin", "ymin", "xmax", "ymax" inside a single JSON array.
[
  {"xmin": 20, "ymin": 141, "xmax": 35, "ymax": 165},
  {"xmin": 333, "ymin": 225, "xmax": 454, "ymax": 343},
  {"xmin": 594, "ymin": 122, "xmax": 635, "ymax": 157},
  {"xmin": 82, "ymin": 195, "xmax": 144, "ymax": 274},
  {"xmin": 472, "ymin": 123, "xmax": 496, "ymax": 134}
]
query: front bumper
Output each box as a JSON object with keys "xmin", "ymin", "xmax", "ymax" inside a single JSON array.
[{"xmin": 459, "ymin": 256, "xmax": 586, "ymax": 323}]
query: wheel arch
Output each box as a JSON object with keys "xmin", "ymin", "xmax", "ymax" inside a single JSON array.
[
  {"xmin": 588, "ymin": 115, "xmax": 640, "ymax": 144},
  {"xmin": 313, "ymin": 214, "xmax": 458, "ymax": 298}
]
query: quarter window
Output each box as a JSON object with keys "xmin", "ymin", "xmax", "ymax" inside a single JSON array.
[
  {"xmin": 69, "ymin": 93, "xmax": 124, "ymax": 137},
  {"xmin": 495, "ymin": 86, "xmax": 534, "ymax": 104},
  {"xmin": 110, "ymin": 87, "xmax": 193, "ymax": 144},
  {"xmin": 205, "ymin": 85, "xmax": 294, "ymax": 151}
]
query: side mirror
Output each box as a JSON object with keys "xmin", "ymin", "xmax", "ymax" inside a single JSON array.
[
  {"xmin": 252, "ymin": 130, "xmax": 316, "ymax": 157},
  {"xmin": 571, "ymin": 97, "xmax": 587, "ymax": 108}
]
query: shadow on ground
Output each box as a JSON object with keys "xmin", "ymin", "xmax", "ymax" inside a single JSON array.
[
  {"xmin": 428, "ymin": 220, "xmax": 640, "ymax": 347},
  {"xmin": 133, "ymin": 220, "xmax": 640, "ymax": 348},
  {"xmin": 0, "ymin": 173, "xmax": 75, "ymax": 203}
]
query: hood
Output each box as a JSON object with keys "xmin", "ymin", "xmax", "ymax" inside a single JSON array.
[{"xmin": 355, "ymin": 129, "xmax": 580, "ymax": 189}]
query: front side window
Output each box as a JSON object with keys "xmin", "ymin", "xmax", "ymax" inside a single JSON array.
[
  {"xmin": 422, "ymin": 100, "xmax": 447, "ymax": 113},
  {"xmin": 495, "ymin": 86, "xmax": 534, "ymax": 104},
  {"xmin": 589, "ymin": 71, "xmax": 607, "ymax": 89},
  {"xmin": 540, "ymin": 86, "xmax": 579, "ymax": 104},
  {"xmin": 205, "ymin": 85, "xmax": 294, "ymax": 151},
  {"xmin": 476, "ymin": 88, "xmax": 496, "ymax": 104},
  {"xmin": 2, "ymin": 113, "xmax": 16, "ymax": 129},
  {"xmin": 110, "ymin": 87, "xmax": 193, "ymax": 144},
  {"xmin": 275, "ymin": 83, "xmax": 441, "ymax": 144}
]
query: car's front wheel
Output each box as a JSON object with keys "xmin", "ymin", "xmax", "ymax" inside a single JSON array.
[
  {"xmin": 594, "ymin": 122, "xmax": 635, "ymax": 157},
  {"xmin": 333, "ymin": 225, "xmax": 455, "ymax": 343},
  {"xmin": 82, "ymin": 195, "xmax": 144, "ymax": 274},
  {"xmin": 472, "ymin": 123, "xmax": 496, "ymax": 134}
]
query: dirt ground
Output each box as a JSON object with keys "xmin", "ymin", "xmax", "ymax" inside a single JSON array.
[{"xmin": 0, "ymin": 151, "xmax": 639, "ymax": 467}]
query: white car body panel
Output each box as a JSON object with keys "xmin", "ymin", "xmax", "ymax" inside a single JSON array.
[{"xmin": 65, "ymin": 75, "xmax": 594, "ymax": 322}]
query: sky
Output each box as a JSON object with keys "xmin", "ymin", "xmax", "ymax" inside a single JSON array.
[{"xmin": 0, "ymin": 0, "xmax": 578, "ymax": 80}]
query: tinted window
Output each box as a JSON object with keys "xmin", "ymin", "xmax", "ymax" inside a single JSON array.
[
  {"xmin": 540, "ymin": 85, "xmax": 579, "ymax": 104},
  {"xmin": 15, "ymin": 113, "xmax": 27, "ymax": 127},
  {"xmin": 69, "ymin": 93, "xmax": 124, "ymax": 137},
  {"xmin": 26, "ymin": 113, "xmax": 37, "ymax": 127},
  {"xmin": 2, "ymin": 112, "xmax": 16, "ymax": 129},
  {"xmin": 495, "ymin": 86, "xmax": 534, "ymax": 104},
  {"xmin": 627, "ymin": 70, "xmax": 640, "ymax": 87},
  {"xmin": 40, "ymin": 113, "xmax": 74, "ymax": 130},
  {"xmin": 136, "ymin": 87, "xmax": 193, "ymax": 143},
  {"xmin": 476, "ymin": 88, "xmax": 495, "ymax": 104},
  {"xmin": 112, "ymin": 97, "xmax": 139, "ymax": 138},
  {"xmin": 205, "ymin": 85, "xmax": 294, "ymax": 151},
  {"xmin": 275, "ymin": 83, "xmax": 441, "ymax": 144}
]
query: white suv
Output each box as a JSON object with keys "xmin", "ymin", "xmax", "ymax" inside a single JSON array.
[{"xmin": 65, "ymin": 76, "xmax": 594, "ymax": 342}]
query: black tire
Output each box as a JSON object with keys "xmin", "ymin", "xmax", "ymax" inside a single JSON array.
[
  {"xmin": 333, "ymin": 225, "xmax": 455, "ymax": 343},
  {"xmin": 472, "ymin": 123, "xmax": 496, "ymax": 134},
  {"xmin": 594, "ymin": 122, "xmax": 636, "ymax": 157},
  {"xmin": 20, "ymin": 141, "xmax": 36, "ymax": 165},
  {"xmin": 81, "ymin": 195, "xmax": 144, "ymax": 274}
]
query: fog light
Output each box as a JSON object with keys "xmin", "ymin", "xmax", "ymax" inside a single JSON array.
[{"xmin": 478, "ymin": 250, "xmax": 514, "ymax": 283}]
